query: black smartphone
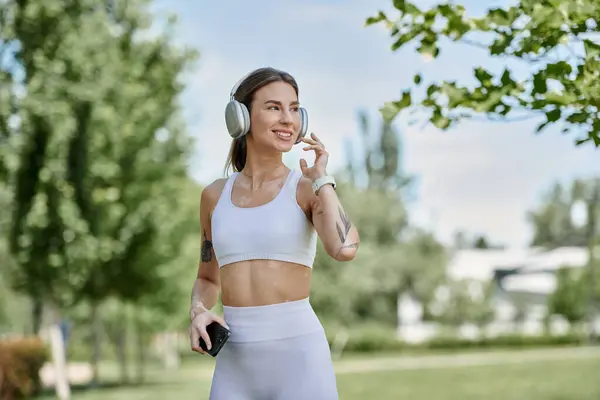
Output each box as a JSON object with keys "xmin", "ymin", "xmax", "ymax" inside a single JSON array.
[{"xmin": 199, "ymin": 321, "xmax": 231, "ymax": 357}]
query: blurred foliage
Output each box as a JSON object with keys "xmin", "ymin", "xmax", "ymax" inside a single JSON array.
[
  {"xmin": 528, "ymin": 178, "xmax": 600, "ymax": 248},
  {"xmin": 0, "ymin": 337, "xmax": 48, "ymax": 400},
  {"xmin": 0, "ymin": 0, "xmax": 198, "ymax": 335},
  {"xmin": 548, "ymin": 265, "xmax": 600, "ymax": 324},
  {"xmin": 430, "ymin": 279, "xmax": 495, "ymax": 327},
  {"xmin": 311, "ymin": 109, "xmax": 448, "ymax": 328},
  {"xmin": 367, "ymin": 0, "xmax": 600, "ymax": 146},
  {"xmin": 0, "ymin": 0, "xmax": 204, "ymax": 383},
  {"xmin": 326, "ymin": 328, "xmax": 584, "ymax": 353}
]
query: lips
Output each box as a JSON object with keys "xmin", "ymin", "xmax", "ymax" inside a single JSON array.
[{"xmin": 273, "ymin": 130, "xmax": 293, "ymax": 140}]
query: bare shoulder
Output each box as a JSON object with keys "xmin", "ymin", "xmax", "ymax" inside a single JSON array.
[
  {"xmin": 201, "ymin": 178, "xmax": 228, "ymax": 212},
  {"xmin": 296, "ymin": 175, "xmax": 318, "ymax": 217}
]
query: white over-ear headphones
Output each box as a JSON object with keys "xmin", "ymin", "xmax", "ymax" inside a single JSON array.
[{"xmin": 224, "ymin": 69, "xmax": 309, "ymax": 144}]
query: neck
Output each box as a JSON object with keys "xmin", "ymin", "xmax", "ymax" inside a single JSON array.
[{"xmin": 242, "ymin": 141, "xmax": 287, "ymax": 184}]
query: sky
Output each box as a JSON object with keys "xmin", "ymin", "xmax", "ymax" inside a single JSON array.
[{"xmin": 151, "ymin": 0, "xmax": 600, "ymax": 249}]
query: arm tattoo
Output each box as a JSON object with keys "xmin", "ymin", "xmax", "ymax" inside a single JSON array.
[
  {"xmin": 335, "ymin": 207, "xmax": 359, "ymax": 256},
  {"xmin": 200, "ymin": 229, "xmax": 213, "ymax": 262},
  {"xmin": 335, "ymin": 206, "xmax": 352, "ymax": 244}
]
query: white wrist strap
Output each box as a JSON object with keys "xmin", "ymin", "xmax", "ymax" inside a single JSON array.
[{"xmin": 312, "ymin": 175, "xmax": 336, "ymax": 194}]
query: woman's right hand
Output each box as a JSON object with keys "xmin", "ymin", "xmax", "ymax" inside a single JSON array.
[{"xmin": 189, "ymin": 310, "xmax": 229, "ymax": 355}]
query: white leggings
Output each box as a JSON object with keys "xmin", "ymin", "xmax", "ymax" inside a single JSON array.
[{"xmin": 209, "ymin": 298, "xmax": 339, "ymax": 400}]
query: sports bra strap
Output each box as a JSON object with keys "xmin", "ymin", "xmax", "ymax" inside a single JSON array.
[
  {"xmin": 223, "ymin": 172, "xmax": 239, "ymax": 193},
  {"xmin": 283, "ymin": 169, "xmax": 302, "ymax": 199}
]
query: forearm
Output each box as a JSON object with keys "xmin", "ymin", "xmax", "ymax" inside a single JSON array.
[
  {"xmin": 315, "ymin": 184, "xmax": 359, "ymax": 261},
  {"xmin": 189, "ymin": 277, "xmax": 219, "ymax": 319}
]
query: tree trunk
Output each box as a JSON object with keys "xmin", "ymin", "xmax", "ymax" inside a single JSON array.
[
  {"xmin": 134, "ymin": 315, "xmax": 146, "ymax": 384},
  {"xmin": 31, "ymin": 296, "xmax": 43, "ymax": 335},
  {"xmin": 116, "ymin": 306, "xmax": 129, "ymax": 384},
  {"xmin": 49, "ymin": 306, "xmax": 71, "ymax": 400},
  {"xmin": 90, "ymin": 301, "xmax": 102, "ymax": 386}
]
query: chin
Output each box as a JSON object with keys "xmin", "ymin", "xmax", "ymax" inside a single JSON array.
[{"xmin": 273, "ymin": 141, "xmax": 294, "ymax": 153}]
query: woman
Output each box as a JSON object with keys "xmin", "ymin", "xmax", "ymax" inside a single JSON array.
[{"xmin": 188, "ymin": 67, "xmax": 360, "ymax": 400}]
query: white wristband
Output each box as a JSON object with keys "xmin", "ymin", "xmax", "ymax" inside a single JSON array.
[{"xmin": 312, "ymin": 175, "xmax": 336, "ymax": 195}]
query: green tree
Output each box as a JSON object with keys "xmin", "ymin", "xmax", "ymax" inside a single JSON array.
[
  {"xmin": 348, "ymin": 110, "xmax": 412, "ymax": 192},
  {"xmin": 312, "ymin": 110, "xmax": 447, "ymax": 328},
  {"xmin": 548, "ymin": 267, "xmax": 588, "ymax": 324},
  {"xmin": 432, "ymin": 279, "xmax": 495, "ymax": 328},
  {"xmin": 366, "ymin": 0, "xmax": 600, "ymax": 146},
  {"xmin": 3, "ymin": 0, "xmax": 115, "ymax": 332},
  {"xmin": 1, "ymin": 0, "xmax": 195, "ymax": 310},
  {"xmin": 528, "ymin": 178, "xmax": 600, "ymax": 248},
  {"xmin": 1, "ymin": 8, "xmax": 198, "ymax": 391},
  {"xmin": 473, "ymin": 235, "xmax": 490, "ymax": 249}
]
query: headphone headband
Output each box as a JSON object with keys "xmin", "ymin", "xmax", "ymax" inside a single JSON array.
[{"xmin": 229, "ymin": 69, "xmax": 262, "ymax": 101}]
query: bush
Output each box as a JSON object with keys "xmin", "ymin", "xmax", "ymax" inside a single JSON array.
[
  {"xmin": 423, "ymin": 332, "xmax": 584, "ymax": 351},
  {"xmin": 0, "ymin": 337, "xmax": 48, "ymax": 400},
  {"xmin": 326, "ymin": 327, "xmax": 585, "ymax": 354}
]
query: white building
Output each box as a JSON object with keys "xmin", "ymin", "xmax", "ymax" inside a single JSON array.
[{"xmin": 397, "ymin": 246, "xmax": 593, "ymax": 343}]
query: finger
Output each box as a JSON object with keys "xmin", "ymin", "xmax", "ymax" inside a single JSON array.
[
  {"xmin": 190, "ymin": 328, "xmax": 205, "ymax": 354},
  {"xmin": 310, "ymin": 132, "xmax": 324, "ymax": 145},
  {"xmin": 300, "ymin": 137, "xmax": 318, "ymax": 145},
  {"xmin": 303, "ymin": 146, "xmax": 327, "ymax": 156},
  {"xmin": 199, "ymin": 328, "xmax": 212, "ymax": 350},
  {"xmin": 212, "ymin": 315, "xmax": 230, "ymax": 330},
  {"xmin": 299, "ymin": 159, "xmax": 308, "ymax": 174}
]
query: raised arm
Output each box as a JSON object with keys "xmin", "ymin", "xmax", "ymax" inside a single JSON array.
[
  {"xmin": 308, "ymin": 183, "xmax": 359, "ymax": 261},
  {"xmin": 298, "ymin": 133, "xmax": 360, "ymax": 262}
]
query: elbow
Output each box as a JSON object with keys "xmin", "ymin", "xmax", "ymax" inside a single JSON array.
[
  {"xmin": 336, "ymin": 249, "xmax": 357, "ymax": 262},
  {"xmin": 327, "ymin": 243, "xmax": 359, "ymax": 262}
]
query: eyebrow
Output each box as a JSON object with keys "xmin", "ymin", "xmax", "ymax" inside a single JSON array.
[{"xmin": 264, "ymin": 100, "xmax": 300, "ymax": 106}]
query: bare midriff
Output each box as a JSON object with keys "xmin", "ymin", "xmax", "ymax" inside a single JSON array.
[{"xmin": 219, "ymin": 260, "xmax": 311, "ymax": 307}]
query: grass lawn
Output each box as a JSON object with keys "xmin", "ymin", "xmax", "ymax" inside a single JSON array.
[{"xmin": 37, "ymin": 347, "xmax": 600, "ymax": 400}]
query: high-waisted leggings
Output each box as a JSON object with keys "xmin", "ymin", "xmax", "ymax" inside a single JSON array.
[{"xmin": 209, "ymin": 298, "xmax": 339, "ymax": 400}]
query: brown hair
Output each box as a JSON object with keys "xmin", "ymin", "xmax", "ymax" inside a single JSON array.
[{"xmin": 224, "ymin": 67, "xmax": 299, "ymax": 175}]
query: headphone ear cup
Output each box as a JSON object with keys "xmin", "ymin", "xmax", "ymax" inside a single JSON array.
[
  {"xmin": 225, "ymin": 100, "xmax": 250, "ymax": 139},
  {"xmin": 295, "ymin": 107, "xmax": 308, "ymax": 144}
]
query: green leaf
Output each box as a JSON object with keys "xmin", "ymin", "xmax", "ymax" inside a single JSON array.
[
  {"xmin": 380, "ymin": 91, "xmax": 412, "ymax": 122},
  {"xmin": 474, "ymin": 67, "xmax": 493, "ymax": 85},
  {"xmin": 417, "ymin": 34, "xmax": 440, "ymax": 59},
  {"xmin": 545, "ymin": 61, "xmax": 573, "ymax": 77},
  {"xmin": 396, "ymin": 90, "xmax": 412, "ymax": 109},
  {"xmin": 536, "ymin": 120, "xmax": 550, "ymax": 133},
  {"xmin": 566, "ymin": 112, "xmax": 589, "ymax": 124},
  {"xmin": 431, "ymin": 109, "xmax": 451, "ymax": 129},
  {"xmin": 391, "ymin": 31, "xmax": 419, "ymax": 51},
  {"xmin": 546, "ymin": 108, "xmax": 561, "ymax": 122},
  {"xmin": 583, "ymin": 39, "xmax": 600, "ymax": 59},
  {"xmin": 369, "ymin": 0, "xmax": 600, "ymax": 147},
  {"xmin": 365, "ymin": 11, "xmax": 388, "ymax": 26}
]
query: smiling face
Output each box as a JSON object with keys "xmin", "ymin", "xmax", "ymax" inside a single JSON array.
[{"xmin": 247, "ymin": 80, "xmax": 301, "ymax": 153}]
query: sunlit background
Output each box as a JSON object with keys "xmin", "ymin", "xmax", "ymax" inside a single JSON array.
[{"xmin": 1, "ymin": 0, "xmax": 600, "ymax": 399}]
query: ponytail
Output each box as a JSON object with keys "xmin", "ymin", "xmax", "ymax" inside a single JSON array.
[{"xmin": 224, "ymin": 135, "xmax": 247, "ymax": 175}]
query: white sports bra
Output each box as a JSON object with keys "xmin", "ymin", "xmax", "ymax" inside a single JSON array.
[{"xmin": 211, "ymin": 169, "xmax": 317, "ymax": 269}]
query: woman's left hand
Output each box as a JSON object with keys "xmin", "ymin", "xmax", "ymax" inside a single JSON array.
[{"xmin": 299, "ymin": 133, "xmax": 329, "ymax": 182}]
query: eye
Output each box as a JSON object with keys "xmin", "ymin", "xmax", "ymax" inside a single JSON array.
[
  {"xmin": 291, "ymin": 107, "xmax": 299, "ymax": 112},
  {"xmin": 268, "ymin": 106, "xmax": 279, "ymax": 110}
]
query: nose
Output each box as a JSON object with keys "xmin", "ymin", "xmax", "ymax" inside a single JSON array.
[{"xmin": 280, "ymin": 109, "xmax": 293, "ymax": 125}]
